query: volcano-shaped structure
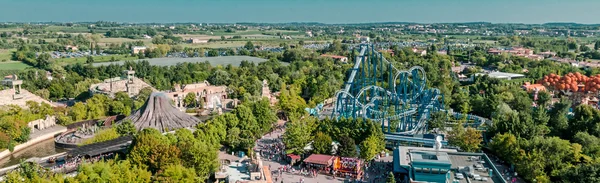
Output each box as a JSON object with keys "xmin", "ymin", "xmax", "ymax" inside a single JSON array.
[{"xmin": 121, "ymin": 92, "xmax": 201, "ymax": 133}]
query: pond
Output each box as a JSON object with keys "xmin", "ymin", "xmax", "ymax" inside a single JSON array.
[{"xmin": 0, "ymin": 138, "xmax": 67, "ymax": 168}]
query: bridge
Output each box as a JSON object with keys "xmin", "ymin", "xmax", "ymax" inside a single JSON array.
[{"xmin": 328, "ymin": 44, "xmax": 490, "ymax": 146}]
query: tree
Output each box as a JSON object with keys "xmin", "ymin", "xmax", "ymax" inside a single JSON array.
[
  {"xmin": 252, "ymin": 98, "xmax": 277, "ymax": 134},
  {"xmin": 338, "ymin": 135, "xmax": 357, "ymax": 157},
  {"xmin": 386, "ymin": 172, "xmax": 395, "ymax": 183},
  {"xmin": 595, "ymin": 41, "xmax": 600, "ymax": 50},
  {"xmin": 282, "ymin": 49, "xmax": 303, "ymax": 62},
  {"xmin": 157, "ymin": 164, "xmax": 198, "ymax": 183},
  {"xmin": 312, "ymin": 132, "xmax": 332, "ymax": 154},
  {"xmin": 207, "ymin": 50, "xmax": 219, "ymax": 57},
  {"xmin": 561, "ymin": 162, "xmax": 600, "ymax": 183},
  {"xmin": 116, "ymin": 119, "xmax": 137, "ymax": 136},
  {"xmin": 277, "ymin": 84, "xmax": 307, "ymax": 120},
  {"xmin": 69, "ymin": 102, "xmax": 87, "ymax": 121},
  {"xmin": 427, "ymin": 111, "xmax": 447, "ymax": 132},
  {"xmin": 283, "ymin": 118, "xmax": 315, "ymax": 154},
  {"xmin": 548, "ymin": 99, "xmax": 571, "ymax": 136},
  {"xmin": 109, "ymin": 100, "xmax": 131, "ymax": 116},
  {"xmin": 208, "ymin": 70, "xmax": 230, "ymax": 86},
  {"xmin": 244, "ymin": 41, "xmax": 254, "ymax": 50},
  {"xmin": 74, "ymin": 160, "xmax": 152, "ymax": 183},
  {"xmin": 86, "ymin": 56, "xmax": 94, "ymax": 64},
  {"xmin": 183, "ymin": 92, "xmax": 197, "ymax": 108},
  {"xmin": 128, "ymin": 128, "xmax": 181, "ymax": 173},
  {"xmin": 537, "ymin": 91, "xmax": 551, "ymax": 107},
  {"xmin": 174, "ymin": 129, "xmax": 218, "ymax": 180},
  {"xmin": 489, "ymin": 133, "xmax": 522, "ymax": 164},
  {"xmin": 156, "ymin": 44, "xmax": 171, "ymax": 57},
  {"xmin": 86, "ymin": 94, "xmax": 109, "ymax": 119},
  {"xmin": 36, "ymin": 53, "xmax": 51, "ymax": 69},
  {"xmin": 360, "ymin": 135, "xmax": 380, "ymax": 161},
  {"xmin": 34, "ymin": 89, "xmax": 49, "ymax": 100},
  {"xmin": 448, "ymin": 125, "xmax": 482, "ymax": 152}
]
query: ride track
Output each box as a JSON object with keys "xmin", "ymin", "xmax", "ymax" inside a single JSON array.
[{"xmin": 330, "ymin": 44, "xmax": 490, "ymax": 145}]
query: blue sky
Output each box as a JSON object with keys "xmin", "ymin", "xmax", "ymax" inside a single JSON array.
[{"xmin": 1, "ymin": 0, "xmax": 599, "ymax": 24}]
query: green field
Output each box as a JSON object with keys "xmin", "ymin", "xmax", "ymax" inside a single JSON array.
[
  {"xmin": 0, "ymin": 49, "xmax": 15, "ymax": 62},
  {"xmin": 54, "ymin": 54, "xmax": 140, "ymax": 65},
  {"xmin": 0, "ymin": 61, "xmax": 31, "ymax": 70},
  {"xmin": 91, "ymin": 56, "xmax": 284, "ymax": 67}
]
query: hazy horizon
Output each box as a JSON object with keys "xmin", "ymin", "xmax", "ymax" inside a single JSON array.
[{"xmin": 2, "ymin": 0, "xmax": 599, "ymax": 24}]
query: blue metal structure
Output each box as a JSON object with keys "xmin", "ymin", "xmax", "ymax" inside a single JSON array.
[
  {"xmin": 331, "ymin": 44, "xmax": 490, "ymax": 140},
  {"xmin": 332, "ymin": 44, "xmax": 443, "ymax": 135}
]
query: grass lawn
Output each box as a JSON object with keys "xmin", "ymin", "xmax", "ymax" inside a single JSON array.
[
  {"xmin": 45, "ymin": 26, "xmax": 89, "ymax": 33},
  {"xmin": 183, "ymin": 41, "xmax": 247, "ymax": 48},
  {"xmin": 54, "ymin": 54, "xmax": 140, "ymax": 65},
  {"xmin": 0, "ymin": 49, "xmax": 15, "ymax": 62},
  {"xmin": 0, "ymin": 61, "xmax": 31, "ymax": 70},
  {"xmin": 0, "ymin": 28, "xmax": 23, "ymax": 33}
]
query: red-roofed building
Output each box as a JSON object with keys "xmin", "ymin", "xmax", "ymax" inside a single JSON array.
[
  {"xmin": 522, "ymin": 82, "xmax": 547, "ymax": 92},
  {"xmin": 321, "ymin": 54, "xmax": 348, "ymax": 63},
  {"xmin": 304, "ymin": 154, "xmax": 337, "ymax": 166}
]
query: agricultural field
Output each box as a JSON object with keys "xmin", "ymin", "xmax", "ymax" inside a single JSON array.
[
  {"xmin": 91, "ymin": 56, "xmax": 281, "ymax": 67},
  {"xmin": 0, "ymin": 49, "xmax": 14, "ymax": 62},
  {"xmin": 53, "ymin": 54, "xmax": 139, "ymax": 65}
]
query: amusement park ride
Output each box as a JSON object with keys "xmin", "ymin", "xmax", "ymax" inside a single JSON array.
[{"xmin": 314, "ymin": 44, "xmax": 490, "ymax": 146}]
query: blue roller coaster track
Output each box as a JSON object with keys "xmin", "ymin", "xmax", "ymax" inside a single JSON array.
[{"xmin": 329, "ymin": 44, "xmax": 490, "ymax": 146}]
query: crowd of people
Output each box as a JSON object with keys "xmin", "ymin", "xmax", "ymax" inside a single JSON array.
[{"xmin": 50, "ymin": 153, "xmax": 115, "ymax": 173}]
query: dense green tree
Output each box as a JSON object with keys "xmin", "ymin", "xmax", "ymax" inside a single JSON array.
[
  {"xmin": 116, "ymin": 119, "xmax": 137, "ymax": 136},
  {"xmin": 560, "ymin": 162, "xmax": 600, "ymax": 183},
  {"xmin": 448, "ymin": 125, "xmax": 482, "ymax": 152},
  {"xmin": 36, "ymin": 53, "xmax": 51, "ymax": 69},
  {"xmin": 207, "ymin": 50, "xmax": 219, "ymax": 57},
  {"xmin": 183, "ymin": 92, "xmax": 197, "ymax": 108},
  {"xmin": 86, "ymin": 55, "xmax": 94, "ymax": 64},
  {"xmin": 128, "ymin": 129, "xmax": 181, "ymax": 173},
  {"xmin": 489, "ymin": 133, "xmax": 523, "ymax": 164},
  {"xmin": 386, "ymin": 172, "xmax": 395, "ymax": 183},
  {"xmin": 207, "ymin": 69, "xmax": 230, "ymax": 86},
  {"xmin": 252, "ymin": 98, "xmax": 277, "ymax": 134},
  {"xmin": 312, "ymin": 132, "xmax": 332, "ymax": 154},
  {"xmin": 157, "ymin": 164, "xmax": 198, "ymax": 183},
  {"xmin": 69, "ymin": 102, "xmax": 87, "ymax": 121},
  {"xmin": 283, "ymin": 117, "xmax": 316, "ymax": 154},
  {"xmin": 174, "ymin": 129, "xmax": 218, "ymax": 180},
  {"xmin": 359, "ymin": 135, "xmax": 380, "ymax": 161},
  {"xmin": 244, "ymin": 41, "xmax": 254, "ymax": 50},
  {"xmin": 427, "ymin": 111, "xmax": 447, "ymax": 132},
  {"xmin": 548, "ymin": 99, "xmax": 571, "ymax": 137},
  {"xmin": 338, "ymin": 135, "xmax": 357, "ymax": 157},
  {"xmin": 110, "ymin": 100, "xmax": 131, "ymax": 116},
  {"xmin": 277, "ymin": 84, "xmax": 307, "ymax": 120},
  {"xmin": 74, "ymin": 160, "xmax": 152, "ymax": 183}
]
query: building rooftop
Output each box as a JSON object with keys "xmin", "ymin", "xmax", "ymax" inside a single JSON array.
[
  {"xmin": 410, "ymin": 150, "xmax": 451, "ymax": 164},
  {"xmin": 396, "ymin": 146, "xmax": 457, "ymax": 168},
  {"xmin": 303, "ymin": 154, "xmax": 335, "ymax": 165},
  {"xmin": 394, "ymin": 146, "xmax": 508, "ymax": 183},
  {"xmin": 475, "ymin": 72, "xmax": 525, "ymax": 79}
]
